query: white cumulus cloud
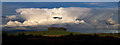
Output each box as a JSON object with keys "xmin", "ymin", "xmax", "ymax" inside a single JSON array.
[{"xmin": 2, "ymin": 7, "xmax": 119, "ymax": 30}]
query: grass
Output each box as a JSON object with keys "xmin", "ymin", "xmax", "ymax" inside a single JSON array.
[
  {"xmin": 8, "ymin": 31, "xmax": 88, "ymax": 36},
  {"xmin": 7, "ymin": 31, "xmax": 120, "ymax": 38},
  {"xmin": 0, "ymin": 31, "xmax": 2, "ymax": 36}
]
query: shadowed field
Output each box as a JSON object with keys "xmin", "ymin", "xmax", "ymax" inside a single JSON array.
[{"xmin": 2, "ymin": 31, "xmax": 120, "ymax": 45}]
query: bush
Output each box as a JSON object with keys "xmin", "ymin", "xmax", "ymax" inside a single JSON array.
[{"xmin": 48, "ymin": 27, "xmax": 67, "ymax": 31}]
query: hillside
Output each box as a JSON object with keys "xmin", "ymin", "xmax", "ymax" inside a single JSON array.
[
  {"xmin": 7, "ymin": 31, "xmax": 120, "ymax": 38},
  {"xmin": 3, "ymin": 31, "xmax": 120, "ymax": 45}
]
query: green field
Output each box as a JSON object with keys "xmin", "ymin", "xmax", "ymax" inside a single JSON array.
[
  {"xmin": 7, "ymin": 31, "xmax": 120, "ymax": 38},
  {"xmin": 8, "ymin": 31, "xmax": 87, "ymax": 36}
]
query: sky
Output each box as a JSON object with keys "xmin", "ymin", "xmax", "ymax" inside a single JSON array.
[
  {"xmin": 2, "ymin": 0, "xmax": 120, "ymax": 2},
  {"xmin": 1, "ymin": 2, "xmax": 119, "ymax": 33},
  {"xmin": 0, "ymin": 3, "xmax": 2, "ymax": 31},
  {"xmin": 2, "ymin": 2, "xmax": 118, "ymax": 16}
]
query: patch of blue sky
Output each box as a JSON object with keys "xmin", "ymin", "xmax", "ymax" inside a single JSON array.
[
  {"xmin": 2, "ymin": 0, "xmax": 120, "ymax": 2},
  {"xmin": 2, "ymin": 2, "xmax": 118, "ymax": 16}
]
